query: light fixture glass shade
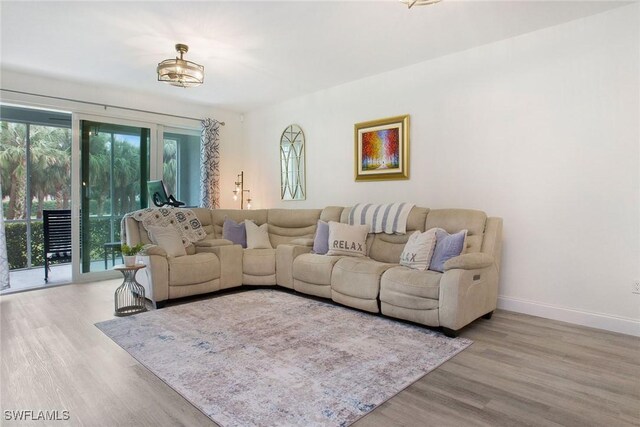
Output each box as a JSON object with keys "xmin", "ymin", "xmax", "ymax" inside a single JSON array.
[{"xmin": 157, "ymin": 44, "xmax": 204, "ymax": 88}]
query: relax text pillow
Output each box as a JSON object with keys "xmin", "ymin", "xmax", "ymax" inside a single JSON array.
[
  {"xmin": 326, "ymin": 222, "xmax": 369, "ymax": 257},
  {"xmin": 400, "ymin": 228, "xmax": 438, "ymax": 270}
]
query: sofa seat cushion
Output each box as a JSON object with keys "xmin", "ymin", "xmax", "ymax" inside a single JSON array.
[
  {"xmin": 293, "ymin": 253, "xmax": 343, "ymax": 285},
  {"xmin": 243, "ymin": 248, "xmax": 276, "ymax": 276},
  {"xmin": 331, "ymin": 257, "xmax": 395, "ymax": 300},
  {"xmin": 380, "ymin": 266, "xmax": 442, "ymax": 310},
  {"xmin": 195, "ymin": 238, "xmax": 233, "ymax": 248},
  {"xmin": 169, "ymin": 253, "xmax": 220, "ymax": 286}
]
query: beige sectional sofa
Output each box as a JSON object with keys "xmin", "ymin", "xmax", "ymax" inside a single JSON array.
[{"xmin": 124, "ymin": 205, "xmax": 502, "ymax": 336}]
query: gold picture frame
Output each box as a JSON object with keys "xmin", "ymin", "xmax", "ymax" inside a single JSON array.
[{"xmin": 354, "ymin": 115, "xmax": 409, "ymax": 181}]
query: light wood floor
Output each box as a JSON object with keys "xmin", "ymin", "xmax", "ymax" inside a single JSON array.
[{"xmin": 1, "ymin": 280, "xmax": 638, "ymax": 427}]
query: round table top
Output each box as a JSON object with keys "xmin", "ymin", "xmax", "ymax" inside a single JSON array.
[{"xmin": 113, "ymin": 263, "xmax": 147, "ymax": 271}]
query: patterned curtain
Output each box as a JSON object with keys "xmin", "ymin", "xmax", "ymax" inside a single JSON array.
[
  {"xmin": 0, "ymin": 174, "xmax": 9, "ymax": 290},
  {"xmin": 200, "ymin": 118, "xmax": 221, "ymax": 209}
]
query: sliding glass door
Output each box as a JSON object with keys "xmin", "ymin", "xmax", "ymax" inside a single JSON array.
[
  {"xmin": 1, "ymin": 105, "xmax": 72, "ymax": 290},
  {"xmin": 79, "ymin": 119, "xmax": 150, "ymax": 274},
  {"xmin": 70, "ymin": 116, "xmax": 202, "ymax": 282}
]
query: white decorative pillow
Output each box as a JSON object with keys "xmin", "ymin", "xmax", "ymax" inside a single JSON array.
[
  {"xmin": 326, "ymin": 221, "xmax": 369, "ymax": 257},
  {"xmin": 147, "ymin": 226, "xmax": 187, "ymax": 258},
  {"xmin": 245, "ymin": 221, "xmax": 273, "ymax": 249},
  {"xmin": 400, "ymin": 229, "xmax": 438, "ymax": 270}
]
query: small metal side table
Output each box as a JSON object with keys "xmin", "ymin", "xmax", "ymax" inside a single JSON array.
[{"xmin": 113, "ymin": 264, "xmax": 147, "ymax": 317}]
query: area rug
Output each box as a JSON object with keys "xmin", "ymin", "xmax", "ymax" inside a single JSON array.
[{"xmin": 96, "ymin": 290, "xmax": 472, "ymax": 427}]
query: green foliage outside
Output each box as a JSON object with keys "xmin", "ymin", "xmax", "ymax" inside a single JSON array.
[
  {"xmin": 0, "ymin": 122, "xmax": 71, "ymax": 220},
  {"xmin": 1, "ymin": 119, "xmax": 180, "ymax": 271},
  {"xmin": 5, "ymin": 217, "xmax": 121, "ymax": 270}
]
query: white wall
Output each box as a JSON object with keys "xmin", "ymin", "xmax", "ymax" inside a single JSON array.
[
  {"xmin": 242, "ymin": 5, "xmax": 640, "ymax": 335},
  {"xmin": 0, "ymin": 69, "xmax": 244, "ymax": 209}
]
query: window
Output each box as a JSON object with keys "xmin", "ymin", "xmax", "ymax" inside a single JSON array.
[{"xmin": 0, "ymin": 106, "xmax": 71, "ymax": 270}]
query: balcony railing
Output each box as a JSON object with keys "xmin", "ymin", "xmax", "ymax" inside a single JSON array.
[{"xmin": 5, "ymin": 215, "xmax": 124, "ymax": 271}]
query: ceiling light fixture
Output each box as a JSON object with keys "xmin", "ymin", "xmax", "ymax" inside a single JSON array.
[
  {"xmin": 157, "ymin": 43, "xmax": 204, "ymax": 88},
  {"xmin": 400, "ymin": 0, "xmax": 442, "ymax": 9}
]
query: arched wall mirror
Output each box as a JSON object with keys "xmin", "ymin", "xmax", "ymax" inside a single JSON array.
[{"xmin": 280, "ymin": 124, "xmax": 306, "ymax": 201}]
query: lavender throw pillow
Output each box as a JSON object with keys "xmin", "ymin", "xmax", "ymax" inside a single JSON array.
[
  {"xmin": 312, "ymin": 220, "xmax": 330, "ymax": 255},
  {"xmin": 429, "ymin": 229, "xmax": 467, "ymax": 272},
  {"xmin": 223, "ymin": 219, "xmax": 247, "ymax": 248}
]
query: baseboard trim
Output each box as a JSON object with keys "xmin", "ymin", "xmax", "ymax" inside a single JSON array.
[{"xmin": 497, "ymin": 295, "xmax": 640, "ymax": 337}]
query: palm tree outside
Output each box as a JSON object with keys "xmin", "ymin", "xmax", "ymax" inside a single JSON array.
[{"xmin": 2, "ymin": 119, "xmax": 181, "ymax": 273}]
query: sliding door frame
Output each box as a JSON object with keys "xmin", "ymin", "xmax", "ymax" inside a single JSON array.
[{"xmin": 71, "ymin": 113, "xmax": 160, "ymax": 283}]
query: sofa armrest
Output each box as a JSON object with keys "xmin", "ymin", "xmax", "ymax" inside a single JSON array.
[
  {"xmin": 276, "ymin": 244, "xmax": 313, "ymax": 289},
  {"xmin": 136, "ymin": 254, "xmax": 169, "ymax": 303},
  {"xmin": 204, "ymin": 244, "xmax": 243, "ymax": 289},
  {"xmin": 443, "ymin": 253, "xmax": 494, "ymax": 271},
  {"xmin": 439, "ymin": 264, "xmax": 499, "ymax": 332},
  {"xmin": 142, "ymin": 244, "xmax": 167, "ymax": 258},
  {"xmin": 195, "ymin": 238, "xmax": 233, "ymax": 249},
  {"xmin": 289, "ymin": 238, "xmax": 314, "ymax": 247}
]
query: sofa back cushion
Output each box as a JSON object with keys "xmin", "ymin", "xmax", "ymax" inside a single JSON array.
[
  {"xmin": 366, "ymin": 207, "xmax": 429, "ymax": 263},
  {"xmin": 425, "ymin": 209, "xmax": 486, "ymax": 254},
  {"xmin": 320, "ymin": 206, "xmax": 344, "ymax": 223},
  {"xmin": 191, "ymin": 208, "xmax": 215, "ymax": 236},
  {"xmin": 211, "ymin": 209, "xmax": 269, "ymax": 238},
  {"xmin": 267, "ymin": 209, "xmax": 322, "ymax": 247}
]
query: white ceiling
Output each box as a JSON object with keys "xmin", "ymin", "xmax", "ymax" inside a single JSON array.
[{"xmin": 0, "ymin": 1, "xmax": 628, "ymax": 112}]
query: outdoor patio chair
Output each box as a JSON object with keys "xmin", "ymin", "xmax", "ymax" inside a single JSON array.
[{"xmin": 43, "ymin": 209, "xmax": 72, "ymax": 283}]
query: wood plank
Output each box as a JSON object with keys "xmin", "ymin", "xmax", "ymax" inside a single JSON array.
[{"xmin": 1, "ymin": 282, "xmax": 638, "ymax": 426}]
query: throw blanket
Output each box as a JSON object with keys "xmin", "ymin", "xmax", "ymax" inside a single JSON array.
[
  {"xmin": 348, "ymin": 203, "xmax": 415, "ymax": 235},
  {"xmin": 121, "ymin": 207, "xmax": 206, "ymax": 248}
]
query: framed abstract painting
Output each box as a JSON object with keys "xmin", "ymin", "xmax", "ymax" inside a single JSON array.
[{"xmin": 354, "ymin": 115, "xmax": 409, "ymax": 181}]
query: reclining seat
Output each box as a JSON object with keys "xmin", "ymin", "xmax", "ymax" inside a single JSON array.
[
  {"xmin": 330, "ymin": 207, "xmax": 429, "ymax": 313},
  {"xmin": 211, "ymin": 209, "xmax": 322, "ymax": 286},
  {"xmin": 211, "ymin": 209, "xmax": 272, "ymax": 285},
  {"xmin": 267, "ymin": 208, "xmax": 322, "ymax": 286},
  {"xmin": 288, "ymin": 207, "xmax": 344, "ymax": 297},
  {"xmin": 124, "ymin": 208, "xmax": 222, "ymax": 305},
  {"xmin": 380, "ymin": 209, "xmax": 502, "ymax": 335}
]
